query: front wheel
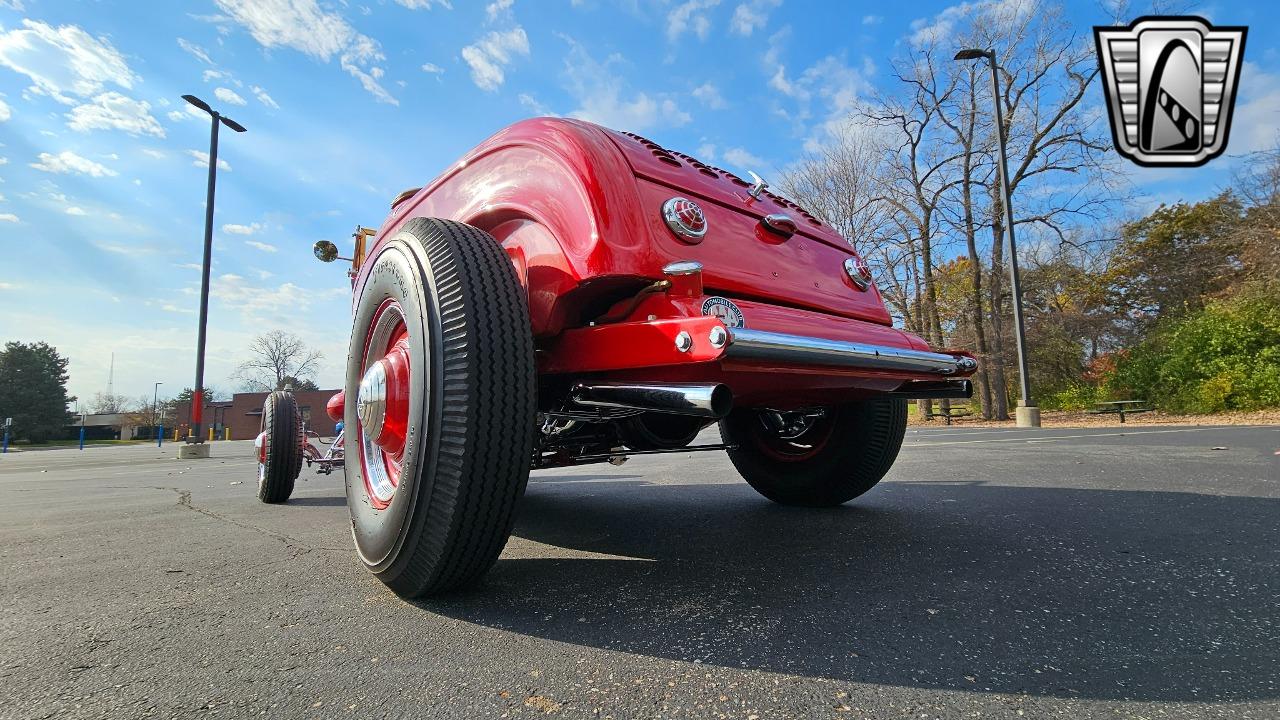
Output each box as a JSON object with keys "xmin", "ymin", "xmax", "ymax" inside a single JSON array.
[
  {"xmin": 257, "ymin": 390, "xmax": 304, "ymax": 503},
  {"xmin": 344, "ymin": 218, "xmax": 536, "ymax": 598},
  {"xmin": 719, "ymin": 398, "xmax": 907, "ymax": 507}
]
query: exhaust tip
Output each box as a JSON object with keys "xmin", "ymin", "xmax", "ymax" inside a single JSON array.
[{"xmin": 708, "ymin": 384, "xmax": 733, "ymax": 419}]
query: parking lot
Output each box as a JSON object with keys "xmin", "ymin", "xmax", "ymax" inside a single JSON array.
[{"xmin": 2, "ymin": 424, "xmax": 1277, "ymax": 719}]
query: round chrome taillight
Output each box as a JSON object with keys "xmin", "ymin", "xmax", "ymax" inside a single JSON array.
[
  {"xmin": 843, "ymin": 255, "xmax": 873, "ymax": 291},
  {"xmin": 662, "ymin": 197, "xmax": 708, "ymax": 243}
]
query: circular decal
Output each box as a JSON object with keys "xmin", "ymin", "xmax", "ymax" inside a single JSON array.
[{"xmin": 701, "ymin": 296, "xmax": 745, "ymax": 328}]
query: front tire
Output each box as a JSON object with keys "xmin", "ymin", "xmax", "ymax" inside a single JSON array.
[
  {"xmin": 719, "ymin": 398, "xmax": 907, "ymax": 507},
  {"xmin": 344, "ymin": 218, "xmax": 536, "ymax": 598},
  {"xmin": 257, "ymin": 390, "xmax": 303, "ymax": 503}
]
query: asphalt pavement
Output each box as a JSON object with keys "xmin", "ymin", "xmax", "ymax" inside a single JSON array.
[{"xmin": 1, "ymin": 424, "xmax": 1278, "ymax": 719}]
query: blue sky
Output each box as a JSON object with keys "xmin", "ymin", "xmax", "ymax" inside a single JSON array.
[{"xmin": 0, "ymin": 0, "xmax": 1276, "ymax": 407}]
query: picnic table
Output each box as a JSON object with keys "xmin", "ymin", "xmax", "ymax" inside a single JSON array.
[
  {"xmin": 1088, "ymin": 399, "xmax": 1152, "ymax": 423},
  {"xmin": 926, "ymin": 405, "xmax": 973, "ymax": 426}
]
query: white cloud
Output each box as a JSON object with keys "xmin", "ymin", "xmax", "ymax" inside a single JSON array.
[
  {"xmin": 0, "ymin": 157, "xmax": 7, "ymax": 165},
  {"xmin": 909, "ymin": 0, "xmax": 1031, "ymax": 48},
  {"xmin": 691, "ymin": 82, "xmax": 726, "ymax": 109},
  {"xmin": 251, "ymin": 85, "xmax": 279, "ymax": 109},
  {"xmin": 667, "ymin": 0, "xmax": 719, "ymax": 42},
  {"xmin": 394, "ymin": 0, "xmax": 453, "ymax": 7},
  {"xmin": 563, "ymin": 41, "xmax": 690, "ymax": 131},
  {"xmin": 209, "ymin": 273, "xmax": 317, "ymax": 322},
  {"xmin": 30, "ymin": 150, "xmax": 118, "ymax": 177},
  {"xmin": 177, "ymin": 38, "xmax": 214, "ymax": 64},
  {"xmin": 0, "ymin": 213, "xmax": 18, "ymax": 223},
  {"xmin": 1227, "ymin": 61, "xmax": 1280, "ymax": 155},
  {"xmin": 244, "ymin": 240, "xmax": 277, "ymax": 252},
  {"xmin": 862, "ymin": 15, "xmax": 883, "ymax": 25},
  {"xmin": 222, "ymin": 222, "xmax": 263, "ymax": 235},
  {"xmin": 729, "ymin": 0, "xmax": 780, "ymax": 36},
  {"xmin": 697, "ymin": 142, "xmax": 716, "ymax": 160},
  {"xmin": 202, "ymin": 69, "xmax": 228, "ymax": 82},
  {"xmin": 518, "ymin": 92, "xmax": 554, "ymax": 116},
  {"xmin": 167, "ymin": 104, "xmax": 206, "ymax": 123},
  {"xmin": 722, "ymin": 147, "xmax": 765, "ymax": 168},
  {"xmin": 460, "ymin": 27, "xmax": 529, "ymax": 91},
  {"xmin": 142, "ymin": 148, "xmax": 166, "ymax": 159},
  {"xmin": 213, "ymin": 0, "xmax": 397, "ymax": 104},
  {"xmin": 65, "ymin": 206, "xmax": 87, "ymax": 216},
  {"xmin": 187, "ymin": 149, "xmax": 231, "ymax": 171},
  {"xmin": 0, "ymin": 20, "xmax": 137, "ymax": 104},
  {"xmin": 485, "ymin": 0, "xmax": 514, "ymax": 22},
  {"xmin": 0, "ymin": 98, "xmax": 9, "ymax": 122},
  {"xmin": 66, "ymin": 91, "xmax": 165, "ymax": 137},
  {"xmin": 214, "ymin": 86, "xmax": 247, "ymax": 105},
  {"xmin": 421, "ymin": 62, "xmax": 444, "ymax": 75}
]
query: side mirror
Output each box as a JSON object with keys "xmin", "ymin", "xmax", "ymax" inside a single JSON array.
[{"xmin": 313, "ymin": 240, "xmax": 339, "ymax": 263}]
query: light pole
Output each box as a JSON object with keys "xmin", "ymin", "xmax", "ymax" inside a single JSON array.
[
  {"xmin": 180, "ymin": 94, "xmax": 246, "ymax": 458},
  {"xmin": 954, "ymin": 48, "xmax": 1040, "ymax": 427},
  {"xmin": 153, "ymin": 382, "xmax": 163, "ymax": 448}
]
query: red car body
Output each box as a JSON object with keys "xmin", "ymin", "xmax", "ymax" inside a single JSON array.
[{"xmin": 353, "ymin": 117, "xmax": 974, "ymax": 408}]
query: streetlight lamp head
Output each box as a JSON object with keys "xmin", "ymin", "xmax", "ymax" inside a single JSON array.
[
  {"xmin": 182, "ymin": 94, "xmax": 213, "ymax": 114},
  {"xmin": 219, "ymin": 115, "xmax": 247, "ymax": 133},
  {"xmin": 953, "ymin": 48, "xmax": 991, "ymax": 60}
]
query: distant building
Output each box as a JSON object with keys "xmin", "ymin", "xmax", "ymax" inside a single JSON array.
[
  {"xmin": 169, "ymin": 389, "xmax": 341, "ymax": 440},
  {"xmin": 66, "ymin": 412, "xmax": 147, "ymax": 441}
]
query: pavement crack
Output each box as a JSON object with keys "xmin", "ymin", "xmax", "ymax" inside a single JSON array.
[{"xmin": 150, "ymin": 486, "xmax": 314, "ymax": 554}]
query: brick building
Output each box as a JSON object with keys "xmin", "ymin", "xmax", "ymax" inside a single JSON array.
[{"xmin": 169, "ymin": 389, "xmax": 341, "ymax": 440}]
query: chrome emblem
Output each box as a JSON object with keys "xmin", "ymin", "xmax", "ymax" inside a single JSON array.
[
  {"xmin": 1095, "ymin": 16, "xmax": 1246, "ymax": 167},
  {"xmin": 843, "ymin": 256, "xmax": 873, "ymax": 291},
  {"xmin": 701, "ymin": 296, "xmax": 744, "ymax": 328},
  {"xmin": 662, "ymin": 197, "xmax": 708, "ymax": 242}
]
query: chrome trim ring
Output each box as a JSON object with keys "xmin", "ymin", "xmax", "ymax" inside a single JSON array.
[
  {"xmin": 843, "ymin": 257, "xmax": 871, "ymax": 290},
  {"xmin": 662, "ymin": 197, "xmax": 708, "ymax": 242}
]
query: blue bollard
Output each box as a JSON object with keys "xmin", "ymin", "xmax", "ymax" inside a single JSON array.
[
  {"xmin": 158, "ymin": 424, "xmax": 164, "ymax": 448},
  {"xmin": 79, "ymin": 426, "xmax": 85, "ymax": 450},
  {"xmin": 2, "ymin": 428, "xmax": 8, "ymax": 454}
]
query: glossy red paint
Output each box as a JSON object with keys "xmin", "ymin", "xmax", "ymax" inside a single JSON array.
[
  {"xmin": 350, "ymin": 117, "xmax": 972, "ymax": 409},
  {"xmin": 538, "ymin": 316, "xmax": 727, "ymax": 374},
  {"xmin": 325, "ymin": 391, "xmax": 345, "ymax": 422}
]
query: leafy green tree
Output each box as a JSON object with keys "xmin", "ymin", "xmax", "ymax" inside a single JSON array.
[
  {"xmin": 1106, "ymin": 193, "xmax": 1244, "ymax": 337},
  {"xmin": 1106, "ymin": 295, "xmax": 1280, "ymax": 413},
  {"xmin": 0, "ymin": 342, "xmax": 74, "ymax": 442}
]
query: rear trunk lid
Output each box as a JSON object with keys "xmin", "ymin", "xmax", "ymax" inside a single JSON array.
[{"xmin": 604, "ymin": 129, "xmax": 892, "ymax": 326}]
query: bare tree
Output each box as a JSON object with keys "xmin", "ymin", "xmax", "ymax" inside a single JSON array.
[
  {"xmin": 89, "ymin": 392, "xmax": 130, "ymax": 414},
  {"xmin": 235, "ymin": 330, "xmax": 324, "ymax": 392},
  {"xmin": 965, "ymin": 1, "xmax": 1121, "ymax": 417}
]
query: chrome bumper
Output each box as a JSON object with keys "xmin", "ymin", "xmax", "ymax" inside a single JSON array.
[{"xmin": 725, "ymin": 328, "xmax": 978, "ymax": 376}]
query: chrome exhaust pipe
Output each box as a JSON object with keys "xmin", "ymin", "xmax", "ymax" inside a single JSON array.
[{"xmin": 571, "ymin": 382, "xmax": 733, "ymax": 419}]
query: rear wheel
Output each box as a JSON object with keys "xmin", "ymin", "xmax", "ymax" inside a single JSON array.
[
  {"xmin": 719, "ymin": 398, "xmax": 907, "ymax": 507},
  {"xmin": 344, "ymin": 218, "xmax": 536, "ymax": 598},
  {"xmin": 257, "ymin": 390, "xmax": 303, "ymax": 503}
]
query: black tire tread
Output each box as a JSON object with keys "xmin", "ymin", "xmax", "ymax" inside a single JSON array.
[
  {"xmin": 258, "ymin": 390, "xmax": 303, "ymax": 503},
  {"xmin": 720, "ymin": 398, "xmax": 907, "ymax": 507},
  {"xmin": 384, "ymin": 218, "xmax": 535, "ymax": 596}
]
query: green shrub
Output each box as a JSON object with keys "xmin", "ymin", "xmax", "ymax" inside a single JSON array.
[
  {"xmin": 1105, "ymin": 296, "xmax": 1280, "ymax": 413},
  {"xmin": 1042, "ymin": 382, "xmax": 1102, "ymax": 410}
]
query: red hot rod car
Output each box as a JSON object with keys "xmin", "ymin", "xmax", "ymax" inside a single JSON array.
[{"xmin": 255, "ymin": 118, "xmax": 977, "ymax": 598}]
